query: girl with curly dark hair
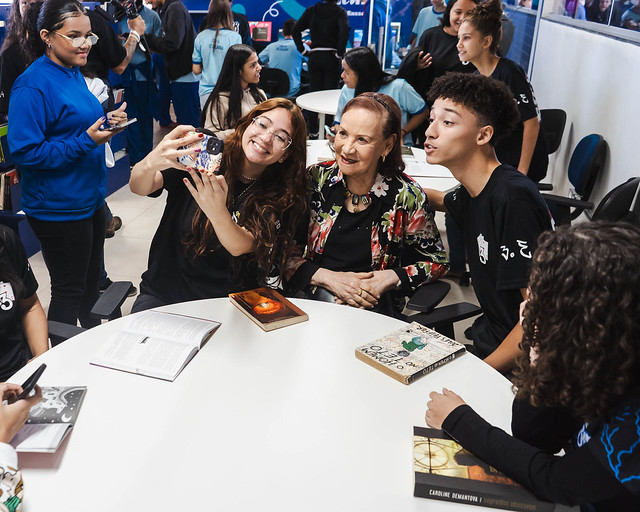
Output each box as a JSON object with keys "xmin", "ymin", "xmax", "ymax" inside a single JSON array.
[
  {"xmin": 426, "ymin": 222, "xmax": 640, "ymax": 510},
  {"xmin": 129, "ymin": 98, "xmax": 308, "ymax": 313}
]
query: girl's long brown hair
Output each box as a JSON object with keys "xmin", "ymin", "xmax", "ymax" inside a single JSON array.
[{"xmin": 185, "ymin": 98, "xmax": 308, "ymax": 283}]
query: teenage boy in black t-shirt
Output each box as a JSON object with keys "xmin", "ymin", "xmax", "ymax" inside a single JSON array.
[{"xmin": 422, "ymin": 73, "xmax": 552, "ymax": 374}]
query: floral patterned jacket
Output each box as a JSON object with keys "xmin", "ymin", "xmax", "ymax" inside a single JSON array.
[{"xmin": 284, "ymin": 162, "xmax": 448, "ymax": 312}]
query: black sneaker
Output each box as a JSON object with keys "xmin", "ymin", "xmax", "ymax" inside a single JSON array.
[
  {"xmin": 99, "ymin": 278, "xmax": 113, "ymax": 293},
  {"xmin": 127, "ymin": 284, "xmax": 138, "ymax": 297}
]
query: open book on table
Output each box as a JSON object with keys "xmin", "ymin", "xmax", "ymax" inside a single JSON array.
[
  {"xmin": 91, "ymin": 311, "xmax": 221, "ymax": 381},
  {"xmin": 11, "ymin": 386, "xmax": 87, "ymax": 453}
]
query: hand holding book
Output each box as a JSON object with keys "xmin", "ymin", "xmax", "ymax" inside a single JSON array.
[{"xmin": 0, "ymin": 382, "xmax": 42, "ymax": 443}]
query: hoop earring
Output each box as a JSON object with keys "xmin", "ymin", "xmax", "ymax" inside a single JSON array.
[{"xmin": 382, "ymin": 154, "xmax": 387, "ymax": 163}]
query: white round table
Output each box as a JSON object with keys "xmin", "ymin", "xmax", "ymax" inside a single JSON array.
[
  {"xmin": 296, "ymin": 89, "xmax": 342, "ymax": 140},
  {"xmin": 306, "ymin": 140, "xmax": 459, "ymax": 193},
  {"xmin": 14, "ymin": 299, "xmax": 515, "ymax": 511}
]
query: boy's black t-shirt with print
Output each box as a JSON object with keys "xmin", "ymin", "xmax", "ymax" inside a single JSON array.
[{"xmin": 444, "ymin": 165, "xmax": 552, "ymax": 358}]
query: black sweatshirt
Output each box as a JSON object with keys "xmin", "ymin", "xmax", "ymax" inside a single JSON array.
[
  {"xmin": 146, "ymin": 0, "xmax": 194, "ymax": 81},
  {"xmin": 292, "ymin": 1, "xmax": 349, "ymax": 57},
  {"xmin": 442, "ymin": 399, "xmax": 640, "ymax": 511}
]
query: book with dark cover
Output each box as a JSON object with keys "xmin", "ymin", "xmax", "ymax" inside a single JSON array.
[
  {"xmin": 11, "ymin": 386, "xmax": 87, "ymax": 453},
  {"xmin": 355, "ymin": 322, "xmax": 465, "ymax": 384},
  {"xmin": 413, "ymin": 426, "xmax": 556, "ymax": 511},
  {"xmin": 229, "ymin": 288, "xmax": 308, "ymax": 331}
]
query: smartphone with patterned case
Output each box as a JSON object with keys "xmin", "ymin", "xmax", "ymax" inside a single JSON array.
[{"xmin": 177, "ymin": 130, "xmax": 224, "ymax": 173}]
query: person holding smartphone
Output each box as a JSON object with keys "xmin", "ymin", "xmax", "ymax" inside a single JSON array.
[
  {"xmin": 129, "ymin": 98, "xmax": 308, "ymax": 312},
  {"xmin": 8, "ymin": 0, "xmax": 128, "ymax": 342},
  {"xmin": 0, "ymin": 381, "xmax": 43, "ymax": 510}
]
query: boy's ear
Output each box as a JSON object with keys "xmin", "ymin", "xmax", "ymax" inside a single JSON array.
[{"xmin": 476, "ymin": 125, "xmax": 494, "ymax": 147}]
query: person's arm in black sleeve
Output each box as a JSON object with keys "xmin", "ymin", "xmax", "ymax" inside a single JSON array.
[
  {"xmin": 442, "ymin": 405, "xmax": 627, "ymax": 506},
  {"xmin": 146, "ymin": 5, "xmax": 185, "ymax": 54},
  {"xmin": 510, "ymin": 398, "xmax": 581, "ymax": 454},
  {"xmin": 336, "ymin": 11, "xmax": 350, "ymax": 57},
  {"xmin": 292, "ymin": 9, "xmax": 310, "ymax": 54}
]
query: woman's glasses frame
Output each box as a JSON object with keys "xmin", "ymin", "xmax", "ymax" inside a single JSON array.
[
  {"xmin": 54, "ymin": 31, "xmax": 100, "ymax": 48},
  {"xmin": 250, "ymin": 117, "xmax": 292, "ymax": 151}
]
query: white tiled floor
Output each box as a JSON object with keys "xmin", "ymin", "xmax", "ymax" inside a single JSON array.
[{"xmin": 27, "ymin": 122, "xmax": 479, "ymax": 341}]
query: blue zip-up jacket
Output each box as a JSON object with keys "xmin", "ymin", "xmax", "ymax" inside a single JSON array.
[{"xmin": 7, "ymin": 55, "xmax": 106, "ymax": 221}]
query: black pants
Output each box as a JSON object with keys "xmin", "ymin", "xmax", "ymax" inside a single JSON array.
[
  {"xmin": 131, "ymin": 292, "xmax": 167, "ymax": 314},
  {"xmin": 307, "ymin": 51, "xmax": 342, "ymax": 133},
  {"xmin": 28, "ymin": 204, "xmax": 106, "ymax": 342}
]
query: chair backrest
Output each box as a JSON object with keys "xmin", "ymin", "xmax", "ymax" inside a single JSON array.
[
  {"xmin": 539, "ymin": 109, "xmax": 567, "ymax": 155},
  {"xmin": 592, "ymin": 177, "xmax": 640, "ymax": 224},
  {"xmin": 568, "ymin": 134, "xmax": 608, "ymax": 199},
  {"xmin": 258, "ymin": 68, "xmax": 290, "ymax": 98}
]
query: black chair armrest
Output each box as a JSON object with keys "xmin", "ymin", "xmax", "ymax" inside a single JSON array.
[
  {"xmin": 537, "ymin": 183, "xmax": 553, "ymax": 191},
  {"xmin": 90, "ymin": 281, "xmax": 132, "ymax": 320},
  {"xmin": 409, "ymin": 302, "xmax": 481, "ymax": 328},
  {"xmin": 48, "ymin": 320, "xmax": 86, "ymax": 342},
  {"xmin": 541, "ymin": 194, "xmax": 595, "ymax": 225},
  {"xmin": 540, "ymin": 193, "xmax": 594, "ymax": 210},
  {"xmin": 406, "ymin": 280, "xmax": 451, "ymax": 313}
]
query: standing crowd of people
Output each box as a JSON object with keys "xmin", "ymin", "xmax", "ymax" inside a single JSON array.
[{"xmin": 0, "ymin": 0, "xmax": 638, "ymax": 510}]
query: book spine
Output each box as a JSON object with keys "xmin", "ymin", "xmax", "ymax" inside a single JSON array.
[{"xmin": 407, "ymin": 347, "xmax": 465, "ymax": 384}]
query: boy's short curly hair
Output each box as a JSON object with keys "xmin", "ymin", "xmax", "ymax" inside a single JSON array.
[{"xmin": 427, "ymin": 72, "xmax": 520, "ymax": 147}]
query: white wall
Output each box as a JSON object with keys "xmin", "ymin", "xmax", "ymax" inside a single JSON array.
[{"xmin": 530, "ymin": 20, "xmax": 640, "ymax": 206}]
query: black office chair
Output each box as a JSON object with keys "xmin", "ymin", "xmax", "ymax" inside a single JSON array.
[
  {"xmin": 591, "ymin": 176, "xmax": 640, "ymax": 224},
  {"xmin": 537, "ymin": 109, "xmax": 567, "ymax": 191},
  {"xmin": 48, "ymin": 280, "xmax": 134, "ymax": 342},
  {"xmin": 541, "ymin": 134, "xmax": 608, "ymax": 225},
  {"xmin": 404, "ymin": 281, "xmax": 481, "ymax": 340},
  {"xmin": 258, "ymin": 68, "xmax": 290, "ymax": 99}
]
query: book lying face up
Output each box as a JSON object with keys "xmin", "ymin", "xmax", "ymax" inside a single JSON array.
[
  {"xmin": 355, "ymin": 322, "xmax": 466, "ymax": 384},
  {"xmin": 229, "ymin": 288, "xmax": 308, "ymax": 331},
  {"xmin": 413, "ymin": 426, "xmax": 556, "ymax": 511}
]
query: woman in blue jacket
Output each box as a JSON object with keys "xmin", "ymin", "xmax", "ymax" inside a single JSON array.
[{"xmin": 8, "ymin": 0, "xmax": 127, "ymax": 341}]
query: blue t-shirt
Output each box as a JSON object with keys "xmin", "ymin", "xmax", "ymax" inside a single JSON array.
[
  {"xmin": 258, "ymin": 38, "xmax": 307, "ymax": 97},
  {"xmin": 411, "ymin": 6, "xmax": 445, "ymax": 42},
  {"xmin": 193, "ymin": 28, "xmax": 242, "ymax": 97},
  {"xmin": 621, "ymin": 8, "xmax": 640, "ymax": 25},
  {"xmin": 334, "ymin": 79, "xmax": 426, "ymax": 144},
  {"xmin": 118, "ymin": 6, "xmax": 163, "ymax": 81},
  {"xmin": 8, "ymin": 56, "xmax": 106, "ymax": 221}
]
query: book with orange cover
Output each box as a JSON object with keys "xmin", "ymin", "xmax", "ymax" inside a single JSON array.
[{"xmin": 229, "ymin": 288, "xmax": 308, "ymax": 331}]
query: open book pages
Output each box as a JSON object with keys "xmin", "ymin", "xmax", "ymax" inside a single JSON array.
[{"xmin": 91, "ymin": 311, "xmax": 221, "ymax": 381}]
